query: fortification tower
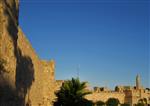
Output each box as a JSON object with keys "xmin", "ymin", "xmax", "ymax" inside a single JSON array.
[{"xmin": 136, "ymin": 74, "xmax": 141, "ymax": 89}]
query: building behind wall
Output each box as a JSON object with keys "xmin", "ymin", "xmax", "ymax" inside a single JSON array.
[{"xmin": 86, "ymin": 75, "xmax": 150, "ymax": 106}]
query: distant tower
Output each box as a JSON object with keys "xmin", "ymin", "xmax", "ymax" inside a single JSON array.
[{"xmin": 136, "ymin": 74, "xmax": 141, "ymax": 89}]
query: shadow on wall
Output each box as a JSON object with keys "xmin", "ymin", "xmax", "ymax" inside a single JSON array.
[
  {"xmin": 0, "ymin": 1, "xmax": 35, "ymax": 106},
  {"xmin": 15, "ymin": 48, "xmax": 35, "ymax": 106},
  {"xmin": 0, "ymin": 59, "xmax": 20, "ymax": 106},
  {"xmin": 0, "ymin": 49, "xmax": 35, "ymax": 106},
  {"xmin": 3, "ymin": 0, "xmax": 18, "ymax": 47},
  {"xmin": 4, "ymin": 0, "xmax": 19, "ymax": 23},
  {"xmin": 0, "ymin": 80, "xmax": 22, "ymax": 106}
]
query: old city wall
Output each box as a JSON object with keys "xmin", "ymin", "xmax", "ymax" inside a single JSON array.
[
  {"xmin": 0, "ymin": 0, "xmax": 55, "ymax": 106},
  {"xmin": 17, "ymin": 28, "xmax": 56, "ymax": 106},
  {"xmin": 0, "ymin": 0, "xmax": 19, "ymax": 87},
  {"xmin": 131, "ymin": 89, "xmax": 150, "ymax": 105},
  {"xmin": 40, "ymin": 60, "xmax": 56, "ymax": 106},
  {"xmin": 86, "ymin": 92, "xmax": 125, "ymax": 104}
]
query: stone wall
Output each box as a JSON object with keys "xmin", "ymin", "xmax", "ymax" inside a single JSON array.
[
  {"xmin": 86, "ymin": 91, "xmax": 125, "ymax": 104},
  {"xmin": 86, "ymin": 87, "xmax": 150, "ymax": 106},
  {"xmin": 0, "ymin": 0, "xmax": 56, "ymax": 105},
  {"xmin": 131, "ymin": 89, "xmax": 150, "ymax": 105},
  {"xmin": 0, "ymin": 0, "xmax": 18, "ymax": 88}
]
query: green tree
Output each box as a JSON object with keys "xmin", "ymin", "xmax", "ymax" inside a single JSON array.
[
  {"xmin": 54, "ymin": 78, "xmax": 91, "ymax": 106},
  {"xmin": 106, "ymin": 98, "xmax": 120, "ymax": 106},
  {"xmin": 96, "ymin": 101, "xmax": 105, "ymax": 106}
]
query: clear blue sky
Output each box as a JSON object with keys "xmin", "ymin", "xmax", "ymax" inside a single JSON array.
[{"xmin": 19, "ymin": 0, "xmax": 149, "ymax": 89}]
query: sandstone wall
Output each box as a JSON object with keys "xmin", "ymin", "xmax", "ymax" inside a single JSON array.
[
  {"xmin": 86, "ymin": 92, "xmax": 125, "ymax": 104},
  {"xmin": 40, "ymin": 60, "xmax": 55, "ymax": 106},
  {"xmin": 0, "ymin": 0, "xmax": 18, "ymax": 88},
  {"xmin": 131, "ymin": 89, "xmax": 150, "ymax": 105},
  {"xmin": 0, "ymin": 0, "xmax": 56, "ymax": 106}
]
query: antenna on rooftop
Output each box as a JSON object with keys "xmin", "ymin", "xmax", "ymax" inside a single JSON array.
[{"xmin": 77, "ymin": 64, "xmax": 80, "ymax": 79}]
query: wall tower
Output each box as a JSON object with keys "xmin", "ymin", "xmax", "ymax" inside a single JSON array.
[{"xmin": 136, "ymin": 74, "xmax": 141, "ymax": 89}]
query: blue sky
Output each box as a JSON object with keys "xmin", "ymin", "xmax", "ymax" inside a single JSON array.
[{"xmin": 19, "ymin": 0, "xmax": 149, "ymax": 89}]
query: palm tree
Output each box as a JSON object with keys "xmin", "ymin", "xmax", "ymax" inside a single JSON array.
[{"xmin": 54, "ymin": 78, "xmax": 91, "ymax": 106}]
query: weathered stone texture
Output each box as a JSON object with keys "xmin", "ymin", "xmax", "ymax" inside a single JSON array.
[
  {"xmin": 0, "ymin": 0, "xmax": 18, "ymax": 88},
  {"xmin": 0, "ymin": 0, "xmax": 56, "ymax": 106},
  {"xmin": 86, "ymin": 92, "xmax": 125, "ymax": 104}
]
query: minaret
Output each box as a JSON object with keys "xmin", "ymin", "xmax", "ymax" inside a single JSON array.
[{"xmin": 136, "ymin": 74, "xmax": 141, "ymax": 89}]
